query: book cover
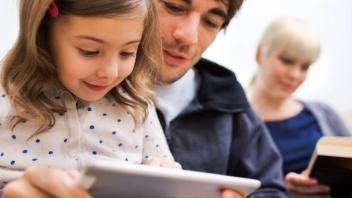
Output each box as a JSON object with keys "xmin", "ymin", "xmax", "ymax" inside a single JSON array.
[{"xmin": 307, "ymin": 136, "xmax": 352, "ymax": 196}]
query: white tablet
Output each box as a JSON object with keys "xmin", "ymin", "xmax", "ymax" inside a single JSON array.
[{"xmin": 78, "ymin": 159, "xmax": 261, "ymax": 198}]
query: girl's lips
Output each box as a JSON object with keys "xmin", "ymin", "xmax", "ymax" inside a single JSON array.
[{"xmin": 84, "ymin": 82, "xmax": 108, "ymax": 91}]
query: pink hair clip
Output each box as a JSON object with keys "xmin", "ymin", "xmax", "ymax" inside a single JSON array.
[{"xmin": 49, "ymin": 0, "xmax": 59, "ymax": 17}]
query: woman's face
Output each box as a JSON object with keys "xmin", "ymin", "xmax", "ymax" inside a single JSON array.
[{"xmin": 257, "ymin": 49, "xmax": 311, "ymax": 100}]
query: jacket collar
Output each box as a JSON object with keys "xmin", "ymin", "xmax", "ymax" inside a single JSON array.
[{"xmin": 195, "ymin": 58, "xmax": 249, "ymax": 113}]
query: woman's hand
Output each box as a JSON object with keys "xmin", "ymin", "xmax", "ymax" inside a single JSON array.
[
  {"xmin": 143, "ymin": 158, "xmax": 182, "ymax": 169},
  {"xmin": 3, "ymin": 166, "xmax": 91, "ymax": 198},
  {"xmin": 285, "ymin": 170, "xmax": 331, "ymax": 198}
]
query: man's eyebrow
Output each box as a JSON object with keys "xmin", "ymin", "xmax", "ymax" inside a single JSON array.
[
  {"xmin": 181, "ymin": 0, "xmax": 227, "ymax": 20},
  {"xmin": 181, "ymin": 0, "xmax": 192, "ymax": 4}
]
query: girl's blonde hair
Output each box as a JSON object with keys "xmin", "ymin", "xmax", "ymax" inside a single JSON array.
[
  {"xmin": 258, "ymin": 16, "xmax": 320, "ymax": 63},
  {"xmin": 1, "ymin": 0, "xmax": 161, "ymax": 134}
]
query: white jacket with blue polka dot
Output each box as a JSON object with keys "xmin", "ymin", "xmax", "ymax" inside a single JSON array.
[{"xmin": 0, "ymin": 88, "xmax": 174, "ymax": 187}]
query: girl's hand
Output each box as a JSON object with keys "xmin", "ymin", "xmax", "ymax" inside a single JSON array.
[
  {"xmin": 143, "ymin": 158, "xmax": 182, "ymax": 169},
  {"xmin": 3, "ymin": 166, "xmax": 92, "ymax": 198},
  {"xmin": 220, "ymin": 189, "xmax": 244, "ymax": 198},
  {"xmin": 285, "ymin": 170, "xmax": 331, "ymax": 197}
]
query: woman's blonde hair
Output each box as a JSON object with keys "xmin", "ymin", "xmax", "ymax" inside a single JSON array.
[
  {"xmin": 258, "ymin": 16, "xmax": 320, "ymax": 63},
  {"xmin": 1, "ymin": 0, "xmax": 162, "ymax": 134}
]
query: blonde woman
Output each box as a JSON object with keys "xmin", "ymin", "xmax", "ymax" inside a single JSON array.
[
  {"xmin": 0, "ymin": 0, "xmax": 180, "ymax": 197},
  {"xmin": 249, "ymin": 17, "xmax": 351, "ymax": 197}
]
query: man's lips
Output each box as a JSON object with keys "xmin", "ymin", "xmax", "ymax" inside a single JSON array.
[
  {"xmin": 84, "ymin": 82, "xmax": 109, "ymax": 91},
  {"xmin": 163, "ymin": 49, "xmax": 189, "ymax": 65}
]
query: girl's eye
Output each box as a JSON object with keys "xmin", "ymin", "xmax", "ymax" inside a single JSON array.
[
  {"xmin": 120, "ymin": 51, "xmax": 136, "ymax": 57},
  {"xmin": 79, "ymin": 48, "xmax": 99, "ymax": 57}
]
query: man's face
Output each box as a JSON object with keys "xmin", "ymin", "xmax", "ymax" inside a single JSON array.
[{"xmin": 156, "ymin": 0, "xmax": 228, "ymax": 83}]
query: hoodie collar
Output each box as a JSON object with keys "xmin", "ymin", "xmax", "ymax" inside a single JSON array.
[{"xmin": 195, "ymin": 58, "xmax": 249, "ymax": 113}]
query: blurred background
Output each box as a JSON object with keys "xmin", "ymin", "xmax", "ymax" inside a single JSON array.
[
  {"xmin": 1, "ymin": 0, "xmax": 351, "ymax": 127},
  {"xmin": 203, "ymin": 0, "xmax": 352, "ymax": 128}
]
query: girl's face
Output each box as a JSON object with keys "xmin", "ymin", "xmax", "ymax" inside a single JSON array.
[
  {"xmin": 257, "ymin": 49, "xmax": 311, "ymax": 100},
  {"xmin": 49, "ymin": 12, "xmax": 144, "ymax": 101}
]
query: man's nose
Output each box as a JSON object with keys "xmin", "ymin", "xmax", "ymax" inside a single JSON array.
[{"xmin": 173, "ymin": 14, "xmax": 200, "ymax": 46}]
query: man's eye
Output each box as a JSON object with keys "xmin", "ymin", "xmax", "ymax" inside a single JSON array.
[
  {"xmin": 120, "ymin": 51, "xmax": 135, "ymax": 57},
  {"xmin": 79, "ymin": 49, "xmax": 99, "ymax": 57},
  {"xmin": 164, "ymin": 1, "xmax": 186, "ymax": 14},
  {"xmin": 204, "ymin": 19, "xmax": 221, "ymax": 29}
]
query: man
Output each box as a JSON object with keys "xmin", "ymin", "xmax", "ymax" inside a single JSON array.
[{"xmin": 154, "ymin": 0, "xmax": 287, "ymax": 197}]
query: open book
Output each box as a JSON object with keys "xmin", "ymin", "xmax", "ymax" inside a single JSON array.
[{"xmin": 307, "ymin": 136, "xmax": 352, "ymax": 194}]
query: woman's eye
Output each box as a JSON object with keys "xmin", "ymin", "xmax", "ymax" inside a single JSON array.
[
  {"xmin": 301, "ymin": 64, "xmax": 310, "ymax": 71},
  {"xmin": 79, "ymin": 49, "xmax": 99, "ymax": 57},
  {"xmin": 280, "ymin": 57, "xmax": 294, "ymax": 65}
]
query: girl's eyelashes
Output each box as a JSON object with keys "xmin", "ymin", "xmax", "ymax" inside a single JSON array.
[
  {"xmin": 77, "ymin": 47, "xmax": 136, "ymax": 58},
  {"xmin": 78, "ymin": 48, "xmax": 99, "ymax": 57},
  {"xmin": 120, "ymin": 51, "xmax": 136, "ymax": 57}
]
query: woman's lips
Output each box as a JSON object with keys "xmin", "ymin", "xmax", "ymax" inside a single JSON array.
[{"xmin": 280, "ymin": 82, "xmax": 294, "ymax": 92}]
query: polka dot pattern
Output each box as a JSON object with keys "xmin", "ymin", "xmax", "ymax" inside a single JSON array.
[{"xmin": 0, "ymin": 92, "xmax": 173, "ymax": 185}]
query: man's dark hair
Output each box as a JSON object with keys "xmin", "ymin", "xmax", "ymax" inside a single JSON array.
[{"xmin": 222, "ymin": 0, "xmax": 243, "ymax": 28}]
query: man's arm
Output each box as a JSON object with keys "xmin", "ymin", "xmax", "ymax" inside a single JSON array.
[{"xmin": 228, "ymin": 108, "xmax": 287, "ymax": 198}]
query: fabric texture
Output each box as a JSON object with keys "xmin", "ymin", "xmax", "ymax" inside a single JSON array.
[
  {"xmin": 155, "ymin": 68, "xmax": 200, "ymax": 127},
  {"xmin": 304, "ymin": 101, "xmax": 351, "ymax": 136},
  {"xmin": 266, "ymin": 102, "xmax": 351, "ymax": 175},
  {"xmin": 266, "ymin": 106, "xmax": 323, "ymax": 174},
  {"xmin": 156, "ymin": 58, "xmax": 288, "ymax": 198},
  {"xmin": 0, "ymin": 88, "xmax": 173, "ymax": 187}
]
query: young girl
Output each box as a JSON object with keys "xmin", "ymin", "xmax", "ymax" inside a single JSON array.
[
  {"xmin": 248, "ymin": 16, "xmax": 351, "ymax": 197},
  {"xmin": 0, "ymin": 0, "xmax": 178, "ymax": 196}
]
